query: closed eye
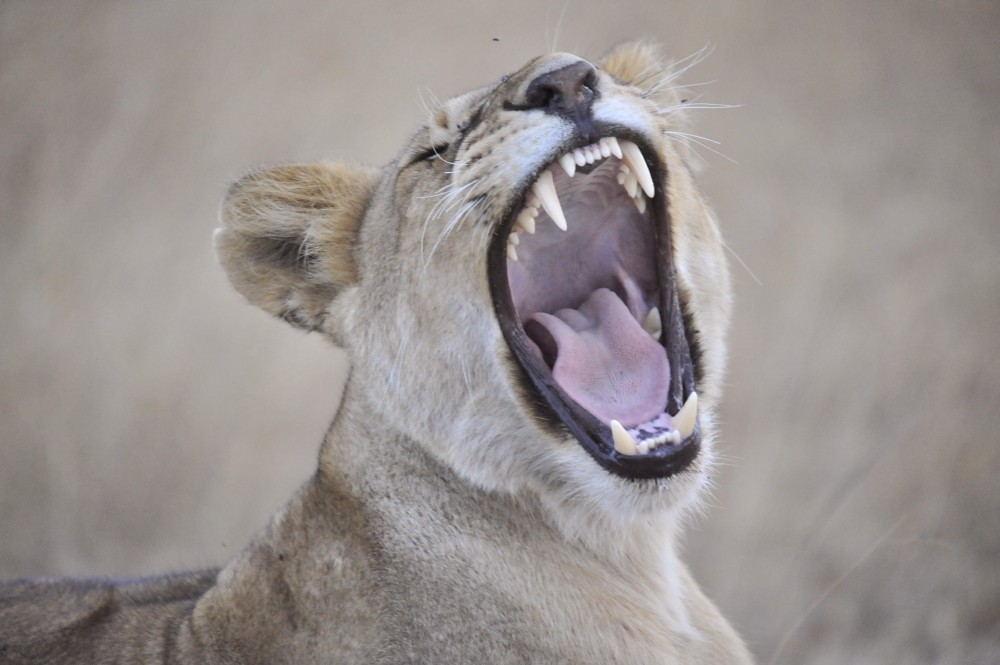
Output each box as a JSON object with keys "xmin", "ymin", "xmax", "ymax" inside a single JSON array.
[{"xmin": 407, "ymin": 144, "xmax": 450, "ymax": 166}]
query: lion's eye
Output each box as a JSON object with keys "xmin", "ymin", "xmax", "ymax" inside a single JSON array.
[
  {"xmin": 461, "ymin": 107, "xmax": 483, "ymax": 135},
  {"xmin": 409, "ymin": 144, "xmax": 449, "ymax": 166}
]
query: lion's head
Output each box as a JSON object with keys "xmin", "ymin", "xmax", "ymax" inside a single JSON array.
[{"xmin": 216, "ymin": 42, "xmax": 731, "ymax": 539}]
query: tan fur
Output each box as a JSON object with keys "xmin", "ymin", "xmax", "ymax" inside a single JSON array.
[
  {"xmin": 0, "ymin": 42, "xmax": 752, "ymax": 663},
  {"xmin": 216, "ymin": 161, "xmax": 380, "ymax": 334}
]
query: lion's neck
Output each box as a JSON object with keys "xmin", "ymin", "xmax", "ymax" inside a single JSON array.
[
  {"xmin": 323, "ymin": 381, "xmax": 699, "ymax": 630},
  {"xmin": 187, "ymin": 384, "xmax": 729, "ymax": 662},
  {"xmin": 321, "ymin": 376, "xmax": 686, "ymax": 562}
]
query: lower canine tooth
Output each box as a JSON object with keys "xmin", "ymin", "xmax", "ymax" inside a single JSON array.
[
  {"xmin": 643, "ymin": 307, "xmax": 661, "ymax": 340},
  {"xmin": 624, "ymin": 173, "xmax": 638, "ymax": 198},
  {"xmin": 611, "ymin": 420, "xmax": 638, "ymax": 456},
  {"xmin": 531, "ymin": 169, "xmax": 568, "ymax": 231},
  {"xmin": 674, "ymin": 391, "xmax": 698, "ymax": 440}
]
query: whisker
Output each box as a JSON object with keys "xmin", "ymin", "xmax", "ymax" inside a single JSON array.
[
  {"xmin": 645, "ymin": 78, "xmax": 717, "ymax": 96},
  {"xmin": 665, "ymin": 130, "xmax": 737, "ymax": 163},
  {"xmin": 663, "ymin": 43, "xmax": 715, "ymax": 85},
  {"xmin": 416, "ymin": 87, "xmax": 435, "ymax": 118},
  {"xmin": 546, "ymin": 0, "xmax": 571, "ymax": 54},
  {"xmin": 720, "ymin": 238, "xmax": 762, "ymax": 286},
  {"xmin": 656, "ymin": 102, "xmax": 740, "ymax": 116},
  {"xmin": 420, "ymin": 181, "xmax": 464, "ymax": 260},
  {"xmin": 421, "ymin": 186, "xmax": 483, "ymax": 269},
  {"xmin": 766, "ymin": 516, "xmax": 908, "ymax": 665}
]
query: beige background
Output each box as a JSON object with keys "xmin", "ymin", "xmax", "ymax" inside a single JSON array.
[{"xmin": 1, "ymin": 2, "xmax": 997, "ymax": 663}]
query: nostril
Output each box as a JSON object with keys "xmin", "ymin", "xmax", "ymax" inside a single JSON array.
[
  {"xmin": 524, "ymin": 83, "xmax": 561, "ymax": 110},
  {"xmin": 505, "ymin": 60, "xmax": 600, "ymax": 143},
  {"xmin": 523, "ymin": 61, "xmax": 597, "ymax": 114}
]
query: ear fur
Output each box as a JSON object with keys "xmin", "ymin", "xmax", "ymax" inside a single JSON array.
[
  {"xmin": 216, "ymin": 161, "xmax": 380, "ymax": 332},
  {"xmin": 600, "ymin": 41, "xmax": 688, "ymax": 125}
]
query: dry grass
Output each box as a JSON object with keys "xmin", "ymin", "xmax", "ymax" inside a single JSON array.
[{"xmin": 1, "ymin": 2, "xmax": 997, "ymax": 662}]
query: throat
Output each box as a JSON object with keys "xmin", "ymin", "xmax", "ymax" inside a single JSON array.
[{"xmin": 524, "ymin": 288, "xmax": 669, "ymax": 426}]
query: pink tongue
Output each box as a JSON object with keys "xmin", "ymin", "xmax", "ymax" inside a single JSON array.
[{"xmin": 526, "ymin": 288, "xmax": 669, "ymax": 426}]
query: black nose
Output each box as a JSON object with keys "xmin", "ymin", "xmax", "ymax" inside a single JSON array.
[
  {"xmin": 523, "ymin": 61, "xmax": 599, "ymax": 142},
  {"xmin": 525, "ymin": 61, "xmax": 596, "ymax": 113}
]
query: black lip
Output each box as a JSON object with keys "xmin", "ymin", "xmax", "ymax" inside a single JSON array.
[{"xmin": 487, "ymin": 129, "xmax": 700, "ymax": 480}]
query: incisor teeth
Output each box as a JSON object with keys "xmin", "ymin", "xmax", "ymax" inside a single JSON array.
[
  {"xmin": 643, "ymin": 307, "xmax": 661, "ymax": 340},
  {"xmin": 674, "ymin": 391, "xmax": 698, "ymax": 441},
  {"xmin": 620, "ymin": 139, "xmax": 655, "ymax": 198},
  {"xmin": 558, "ymin": 153, "xmax": 577, "ymax": 178},
  {"xmin": 598, "ymin": 139, "xmax": 611, "ymax": 158},
  {"xmin": 531, "ymin": 169, "xmax": 567, "ymax": 231},
  {"xmin": 573, "ymin": 149, "xmax": 586, "ymax": 167},
  {"xmin": 611, "ymin": 420, "xmax": 638, "ymax": 456},
  {"xmin": 515, "ymin": 208, "xmax": 536, "ymax": 234}
]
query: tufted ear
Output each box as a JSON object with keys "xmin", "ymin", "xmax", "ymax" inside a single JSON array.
[{"xmin": 215, "ymin": 161, "xmax": 380, "ymax": 332}]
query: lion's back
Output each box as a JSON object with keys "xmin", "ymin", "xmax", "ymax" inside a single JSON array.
[{"xmin": 0, "ymin": 570, "xmax": 217, "ymax": 664}]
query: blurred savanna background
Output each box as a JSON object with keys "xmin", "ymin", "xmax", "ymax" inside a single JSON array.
[{"xmin": 1, "ymin": 1, "xmax": 997, "ymax": 662}]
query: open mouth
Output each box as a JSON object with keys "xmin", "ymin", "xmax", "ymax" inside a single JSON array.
[{"xmin": 488, "ymin": 135, "xmax": 701, "ymax": 480}]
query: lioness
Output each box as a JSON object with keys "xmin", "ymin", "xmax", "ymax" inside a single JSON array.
[{"xmin": 0, "ymin": 42, "xmax": 752, "ymax": 664}]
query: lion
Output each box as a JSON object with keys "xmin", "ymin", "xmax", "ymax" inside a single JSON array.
[{"xmin": 0, "ymin": 42, "xmax": 752, "ymax": 664}]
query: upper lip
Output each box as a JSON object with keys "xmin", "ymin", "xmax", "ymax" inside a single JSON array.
[{"xmin": 487, "ymin": 129, "xmax": 701, "ymax": 480}]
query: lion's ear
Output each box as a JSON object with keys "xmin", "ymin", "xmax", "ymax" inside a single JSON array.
[
  {"xmin": 600, "ymin": 41, "xmax": 686, "ymax": 114},
  {"xmin": 215, "ymin": 161, "xmax": 380, "ymax": 332}
]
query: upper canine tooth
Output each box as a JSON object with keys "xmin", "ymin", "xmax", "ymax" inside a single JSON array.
[
  {"xmin": 611, "ymin": 420, "xmax": 638, "ymax": 456},
  {"xmin": 558, "ymin": 153, "xmax": 577, "ymax": 178},
  {"xmin": 607, "ymin": 137, "xmax": 623, "ymax": 159},
  {"xmin": 643, "ymin": 307, "xmax": 661, "ymax": 340},
  {"xmin": 531, "ymin": 170, "xmax": 568, "ymax": 231},
  {"xmin": 620, "ymin": 139, "xmax": 655, "ymax": 198},
  {"xmin": 673, "ymin": 391, "xmax": 698, "ymax": 441}
]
